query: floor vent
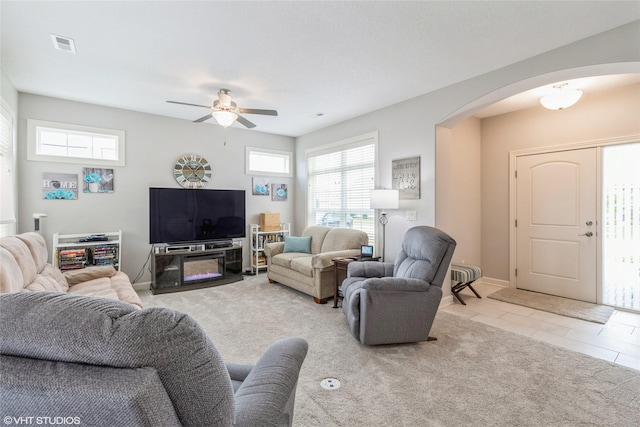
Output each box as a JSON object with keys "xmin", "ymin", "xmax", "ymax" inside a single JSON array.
[{"xmin": 320, "ymin": 378, "xmax": 341, "ymax": 390}]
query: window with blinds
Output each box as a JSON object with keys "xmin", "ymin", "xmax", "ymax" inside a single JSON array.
[
  {"xmin": 0, "ymin": 103, "xmax": 16, "ymax": 236},
  {"xmin": 307, "ymin": 133, "xmax": 377, "ymax": 247}
]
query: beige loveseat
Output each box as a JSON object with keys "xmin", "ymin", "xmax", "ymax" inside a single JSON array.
[
  {"xmin": 265, "ymin": 226, "xmax": 368, "ymax": 303},
  {"xmin": 0, "ymin": 232, "xmax": 142, "ymax": 308}
]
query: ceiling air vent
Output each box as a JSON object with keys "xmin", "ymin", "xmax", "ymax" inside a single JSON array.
[{"xmin": 50, "ymin": 34, "xmax": 76, "ymax": 53}]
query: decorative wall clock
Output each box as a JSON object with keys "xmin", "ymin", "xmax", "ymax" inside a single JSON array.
[{"xmin": 173, "ymin": 153, "xmax": 212, "ymax": 189}]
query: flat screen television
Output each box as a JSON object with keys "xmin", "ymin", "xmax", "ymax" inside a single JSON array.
[{"xmin": 149, "ymin": 187, "xmax": 246, "ymax": 244}]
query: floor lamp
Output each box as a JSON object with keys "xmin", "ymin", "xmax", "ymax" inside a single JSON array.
[{"xmin": 370, "ymin": 189, "xmax": 399, "ymax": 262}]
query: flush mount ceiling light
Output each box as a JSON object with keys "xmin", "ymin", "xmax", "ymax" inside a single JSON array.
[{"xmin": 539, "ymin": 83, "xmax": 583, "ymax": 110}]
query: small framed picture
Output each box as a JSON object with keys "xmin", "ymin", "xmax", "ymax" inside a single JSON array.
[
  {"xmin": 392, "ymin": 156, "xmax": 420, "ymax": 200},
  {"xmin": 42, "ymin": 172, "xmax": 78, "ymax": 200},
  {"xmin": 252, "ymin": 177, "xmax": 270, "ymax": 196},
  {"xmin": 271, "ymin": 183, "xmax": 287, "ymax": 201}
]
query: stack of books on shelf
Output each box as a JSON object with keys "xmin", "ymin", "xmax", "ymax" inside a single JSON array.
[
  {"xmin": 253, "ymin": 252, "xmax": 267, "ymax": 266},
  {"xmin": 92, "ymin": 244, "xmax": 118, "ymax": 267},
  {"xmin": 253, "ymin": 233, "xmax": 285, "ymax": 249},
  {"xmin": 58, "ymin": 249, "xmax": 87, "ymax": 271}
]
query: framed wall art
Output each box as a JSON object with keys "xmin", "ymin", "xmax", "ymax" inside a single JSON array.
[
  {"xmin": 43, "ymin": 172, "xmax": 78, "ymax": 200},
  {"xmin": 271, "ymin": 183, "xmax": 287, "ymax": 201},
  {"xmin": 392, "ymin": 156, "xmax": 420, "ymax": 200},
  {"xmin": 252, "ymin": 177, "xmax": 270, "ymax": 196},
  {"xmin": 83, "ymin": 167, "xmax": 114, "ymax": 193}
]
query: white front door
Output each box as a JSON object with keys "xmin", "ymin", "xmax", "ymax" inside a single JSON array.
[{"xmin": 515, "ymin": 148, "xmax": 597, "ymax": 302}]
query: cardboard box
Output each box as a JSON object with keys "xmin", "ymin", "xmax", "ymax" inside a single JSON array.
[{"xmin": 260, "ymin": 213, "xmax": 281, "ymax": 231}]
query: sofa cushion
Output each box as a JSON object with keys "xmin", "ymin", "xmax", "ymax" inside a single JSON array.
[
  {"xmin": 321, "ymin": 228, "xmax": 368, "ymax": 253},
  {"xmin": 64, "ymin": 265, "xmax": 116, "ymax": 286},
  {"xmin": 16, "ymin": 232, "xmax": 49, "ymax": 273},
  {"xmin": 283, "ymin": 236, "xmax": 312, "ymax": 254},
  {"xmin": 0, "ymin": 237, "xmax": 37, "ymax": 288},
  {"xmin": 68, "ymin": 277, "xmax": 120, "ymax": 301},
  {"xmin": 24, "ymin": 273, "xmax": 67, "ymax": 292},
  {"xmin": 0, "ymin": 247, "xmax": 24, "ymax": 293},
  {"xmin": 271, "ymin": 252, "xmax": 311, "ymax": 270},
  {"xmin": 290, "ymin": 256, "xmax": 314, "ymax": 277},
  {"xmin": 301, "ymin": 226, "xmax": 332, "ymax": 254},
  {"xmin": 41, "ymin": 264, "xmax": 69, "ymax": 292}
]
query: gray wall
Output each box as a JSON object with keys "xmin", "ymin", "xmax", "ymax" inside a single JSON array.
[
  {"xmin": 8, "ymin": 21, "xmax": 640, "ymax": 296},
  {"xmin": 296, "ymin": 21, "xmax": 640, "ymax": 298},
  {"xmin": 17, "ymin": 94, "xmax": 294, "ymax": 283}
]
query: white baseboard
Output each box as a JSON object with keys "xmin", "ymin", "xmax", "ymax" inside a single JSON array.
[
  {"xmin": 477, "ymin": 277, "xmax": 510, "ymax": 288},
  {"xmin": 133, "ymin": 281, "xmax": 151, "ymax": 292},
  {"xmin": 439, "ymin": 295, "xmax": 454, "ymax": 307}
]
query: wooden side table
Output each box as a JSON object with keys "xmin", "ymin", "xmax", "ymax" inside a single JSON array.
[{"xmin": 332, "ymin": 256, "xmax": 380, "ymax": 308}]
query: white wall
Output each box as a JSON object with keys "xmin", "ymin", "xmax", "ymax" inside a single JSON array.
[
  {"xmin": 296, "ymin": 21, "xmax": 639, "ymax": 299},
  {"xmin": 1, "ymin": 70, "xmax": 19, "ymax": 237},
  {"xmin": 17, "ymin": 94, "xmax": 295, "ymax": 283},
  {"xmin": 436, "ymin": 117, "xmax": 482, "ymax": 266}
]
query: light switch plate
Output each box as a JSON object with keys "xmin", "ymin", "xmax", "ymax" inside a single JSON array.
[{"xmin": 405, "ymin": 210, "xmax": 417, "ymax": 221}]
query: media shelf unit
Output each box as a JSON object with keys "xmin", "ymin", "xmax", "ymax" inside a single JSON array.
[
  {"xmin": 151, "ymin": 242, "xmax": 243, "ymax": 294},
  {"xmin": 53, "ymin": 231, "xmax": 121, "ymax": 271},
  {"xmin": 250, "ymin": 223, "xmax": 290, "ymax": 274}
]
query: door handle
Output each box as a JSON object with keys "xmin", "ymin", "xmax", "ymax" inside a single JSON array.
[{"xmin": 579, "ymin": 231, "xmax": 594, "ymax": 237}]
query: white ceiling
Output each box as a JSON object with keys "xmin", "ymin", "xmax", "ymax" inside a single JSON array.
[{"xmin": 2, "ymin": 1, "xmax": 639, "ymax": 137}]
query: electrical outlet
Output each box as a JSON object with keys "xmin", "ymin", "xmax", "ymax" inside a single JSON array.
[{"xmin": 405, "ymin": 210, "xmax": 417, "ymax": 221}]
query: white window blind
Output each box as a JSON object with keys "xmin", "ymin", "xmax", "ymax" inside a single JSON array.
[
  {"xmin": 307, "ymin": 133, "xmax": 377, "ymax": 247},
  {"xmin": 0, "ymin": 103, "xmax": 16, "ymax": 236}
]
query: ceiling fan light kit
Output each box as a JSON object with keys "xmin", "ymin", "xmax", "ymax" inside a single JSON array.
[
  {"xmin": 167, "ymin": 88, "xmax": 277, "ymax": 129},
  {"xmin": 539, "ymin": 83, "xmax": 583, "ymax": 110},
  {"xmin": 212, "ymin": 110, "xmax": 238, "ymax": 128}
]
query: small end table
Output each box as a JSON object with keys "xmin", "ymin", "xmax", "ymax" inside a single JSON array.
[{"xmin": 332, "ymin": 256, "xmax": 380, "ymax": 308}]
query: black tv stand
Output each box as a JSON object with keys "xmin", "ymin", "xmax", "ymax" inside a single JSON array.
[{"xmin": 151, "ymin": 243, "xmax": 242, "ymax": 294}]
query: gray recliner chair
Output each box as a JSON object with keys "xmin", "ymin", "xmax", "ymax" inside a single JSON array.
[
  {"xmin": 342, "ymin": 226, "xmax": 456, "ymax": 345},
  {"xmin": 0, "ymin": 292, "xmax": 308, "ymax": 427}
]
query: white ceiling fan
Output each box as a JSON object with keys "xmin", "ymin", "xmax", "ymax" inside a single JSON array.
[{"xmin": 167, "ymin": 88, "xmax": 278, "ymax": 128}]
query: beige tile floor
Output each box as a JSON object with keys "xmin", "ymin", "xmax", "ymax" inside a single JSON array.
[{"xmin": 440, "ymin": 283, "xmax": 640, "ymax": 372}]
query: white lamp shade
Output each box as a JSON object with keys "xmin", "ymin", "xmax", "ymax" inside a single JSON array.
[
  {"xmin": 540, "ymin": 86, "xmax": 583, "ymax": 110},
  {"xmin": 212, "ymin": 111, "xmax": 238, "ymax": 128},
  {"xmin": 370, "ymin": 189, "xmax": 399, "ymax": 210}
]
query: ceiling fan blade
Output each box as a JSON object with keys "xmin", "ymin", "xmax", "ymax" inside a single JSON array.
[
  {"xmin": 238, "ymin": 108, "xmax": 278, "ymax": 116},
  {"xmin": 235, "ymin": 114, "xmax": 256, "ymax": 128},
  {"xmin": 167, "ymin": 100, "xmax": 213, "ymax": 109},
  {"xmin": 193, "ymin": 113, "xmax": 213, "ymax": 123}
]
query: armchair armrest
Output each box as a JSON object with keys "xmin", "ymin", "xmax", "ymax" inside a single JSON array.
[
  {"xmin": 347, "ymin": 261, "xmax": 394, "ymax": 278},
  {"xmin": 264, "ymin": 242, "xmax": 285, "ymax": 258},
  {"xmin": 362, "ymin": 277, "xmax": 431, "ymax": 292},
  {"xmin": 63, "ymin": 266, "xmax": 117, "ymax": 286},
  {"xmin": 233, "ymin": 337, "xmax": 308, "ymax": 427},
  {"xmin": 311, "ymin": 249, "xmax": 361, "ymax": 269}
]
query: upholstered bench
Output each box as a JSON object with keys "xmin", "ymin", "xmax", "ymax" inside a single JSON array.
[{"xmin": 450, "ymin": 263, "xmax": 482, "ymax": 305}]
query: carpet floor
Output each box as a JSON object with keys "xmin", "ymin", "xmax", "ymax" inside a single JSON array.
[
  {"xmin": 488, "ymin": 288, "xmax": 615, "ymax": 324},
  {"xmin": 139, "ymin": 276, "xmax": 640, "ymax": 427}
]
